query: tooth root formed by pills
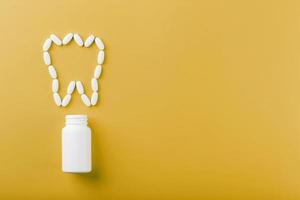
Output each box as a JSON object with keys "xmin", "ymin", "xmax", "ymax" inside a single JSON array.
[
  {"xmin": 81, "ymin": 94, "xmax": 91, "ymax": 107},
  {"xmin": 61, "ymin": 94, "xmax": 71, "ymax": 107},
  {"xmin": 76, "ymin": 81, "xmax": 84, "ymax": 94},
  {"xmin": 53, "ymin": 93, "xmax": 62, "ymax": 106},
  {"xmin": 91, "ymin": 92, "xmax": 98, "ymax": 106},
  {"xmin": 52, "ymin": 79, "xmax": 59, "ymax": 93},
  {"xmin": 42, "ymin": 33, "xmax": 105, "ymax": 107},
  {"xmin": 91, "ymin": 78, "xmax": 98, "ymax": 91},
  {"xmin": 67, "ymin": 81, "xmax": 76, "ymax": 94}
]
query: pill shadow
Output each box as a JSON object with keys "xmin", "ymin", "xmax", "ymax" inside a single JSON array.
[{"xmin": 74, "ymin": 119, "xmax": 105, "ymax": 183}]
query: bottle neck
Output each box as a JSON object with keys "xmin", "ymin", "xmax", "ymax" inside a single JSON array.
[{"xmin": 65, "ymin": 115, "xmax": 88, "ymax": 126}]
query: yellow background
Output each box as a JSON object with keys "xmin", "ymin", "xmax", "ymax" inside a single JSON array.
[{"xmin": 0, "ymin": 0, "xmax": 299, "ymax": 199}]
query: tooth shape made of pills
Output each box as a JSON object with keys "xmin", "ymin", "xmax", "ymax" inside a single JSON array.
[{"xmin": 42, "ymin": 33, "xmax": 105, "ymax": 107}]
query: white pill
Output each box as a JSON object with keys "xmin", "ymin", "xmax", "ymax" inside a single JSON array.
[
  {"xmin": 43, "ymin": 38, "xmax": 52, "ymax": 51},
  {"xmin": 95, "ymin": 37, "xmax": 104, "ymax": 50},
  {"xmin": 48, "ymin": 66, "xmax": 57, "ymax": 78},
  {"xmin": 97, "ymin": 50, "xmax": 105, "ymax": 64},
  {"xmin": 91, "ymin": 78, "xmax": 98, "ymax": 91},
  {"xmin": 52, "ymin": 79, "xmax": 59, "ymax": 93},
  {"xmin": 81, "ymin": 94, "xmax": 91, "ymax": 107},
  {"xmin": 50, "ymin": 34, "xmax": 62, "ymax": 46},
  {"xmin": 76, "ymin": 81, "xmax": 84, "ymax": 94},
  {"xmin": 91, "ymin": 92, "xmax": 98, "ymax": 106},
  {"xmin": 63, "ymin": 33, "xmax": 73, "ymax": 45},
  {"xmin": 94, "ymin": 65, "xmax": 102, "ymax": 79},
  {"xmin": 67, "ymin": 81, "xmax": 76, "ymax": 94},
  {"xmin": 43, "ymin": 52, "xmax": 51, "ymax": 65},
  {"xmin": 53, "ymin": 93, "xmax": 61, "ymax": 106},
  {"xmin": 84, "ymin": 35, "xmax": 95, "ymax": 47},
  {"xmin": 74, "ymin": 33, "xmax": 83, "ymax": 46},
  {"xmin": 61, "ymin": 94, "xmax": 71, "ymax": 107}
]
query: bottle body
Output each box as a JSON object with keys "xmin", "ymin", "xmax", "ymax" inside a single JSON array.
[{"xmin": 62, "ymin": 115, "xmax": 91, "ymax": 173}]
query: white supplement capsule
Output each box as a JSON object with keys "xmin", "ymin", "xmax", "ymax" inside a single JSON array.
[
  {"xmin": 67, "ymin": 81, "xmax": 76, "ymax": 94},
  {"xmin": 74, "ymin": 33, "xmax": 83, "ymax": 46},
  {"xmin": 50, "ymin": 34, "xmax": 62, "ymax": 46},
  {"xmin": 91, "ymin": 92, "xmax": 98, "ymax": 106},
  {"xmin": 84, "ymin": 35, "xmax": 95, "ymax": 47},
  {"xmin": 91, "ymin": 78, "xmax": 98, "ymax": 91},
  {"xmin": 95, "ymin": 37, "xmax": 104, "ymax": 50},
  {"xmin": 48, "ymin": 66, "xmax": 57, "ymax": 78},
  {"xmin": 53, "ymin": 93, "xmax": 62, "ymax": 106},
  {"xmin": 76, "ymin": 81, "xmax": 84, "ymax": 94},
  {"xmin": 52, "ymin": 79, "xmax": 59, "ymax": 93},
  {"xmin": 97, "ymin": 50, "xmax": 105, "ymax": 64},
  {"xmin": 61, "ymin": 94, "xmax": 71, "ymax": 107},
  {"xmin": 81, "ymin": 94, "xmax": 91, "ymax": 107},
  {"xmin": 43, "ymin": 38, "xmax": 52, "ymax": 51},
  {"xmin": 94, "ymin": 65, "xmax": 102, "ymax": 79},
  {"xmin": 63, "ymin": 33, "xmax": 73, "ymax": 45},
  {"xmin": 43, "ymin": 52, "xmax": 51, "ymax": 65}
]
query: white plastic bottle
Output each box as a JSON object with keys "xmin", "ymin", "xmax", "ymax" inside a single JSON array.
[{"xmin": 62, "ymin": 115, "xmax": 91, "ymax": 173}]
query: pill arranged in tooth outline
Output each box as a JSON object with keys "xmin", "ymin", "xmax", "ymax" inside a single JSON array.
[
  {"xmin": 91, "ymin": 92, "xmax": 98, "ymax": 105},
  {"xmin": 67, "ymin": 81, "xmax": 76, "ymax": 94},
  {"xmin": 91, "ymin": 78, "xmax": 98, "ymax": 91},
  {"xmin": 76, "ymin": 81, "xmax": 84, "ymax": 94},
  {"xmin": 50, "ymin": 34, "xmax": 62, "ymax": 46},
  {"xmin": 52, "ymin": 79, "xmax": 59, "ymax": 93},
  {"xmin": 42, "ymin": 33, "xmax": 106, "ymax": 107},
  {"xmin": 53, "ymin": 93, "xmax": 62, "ymax": 106},
  {"xmin": 97, "ymin": 50, "xmax": 105, "ymax": 64},
  {"xmin": 95, "ymin": 37, "xmax": 104, "ymax": 50},
  {"xmin": 81, "ymin": 94, "xmax": 91, "ymax": 107},
  {"xmin": 61, "ymin": 94, "xmax": 72, "ymax": 107},
  {"xmin": 43, "ymin": 38, "xmax": 52, "ymax": 51},
  {"xmin": 62, "ymin": 33, "xmax": 73, "ymax": 45},
  {"xmin": 74, "ymin": 33, "xmax": 83, "ymax": 46},
  {"xmin": 43, "ymin": 52, "xmax": 51, "ymax": 65},
  {"xmin": 48, "ymin": 66, "xmax": 57, "ymax": 79},
  {"xmin": 84, "ymin": 35, "xmax": 95, "ymax": 47},
  {"xmin": 94, "ymin": 65, "xmax": 102, "ymax": 79}
]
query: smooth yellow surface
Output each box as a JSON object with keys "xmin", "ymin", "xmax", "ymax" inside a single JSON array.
[{"xmin": 0, "ymin": 0, "xmax": 299, "ymax": 199}]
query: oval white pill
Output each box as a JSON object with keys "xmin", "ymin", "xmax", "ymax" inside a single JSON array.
[
  {"xmin": 63, "ymin": 33, "xmax": 73, "ymax": 45},
  {"xmin": 81, "ymin": 94, "xmax": 91, "ymax": 107},
  {"xmin": 76, "ymin": 81, "xmax": 84, "ymax": 94},
  {"xmin": 97, "ymin": 50, "xmax": 105, "ymax": 64},
  {"xmin": 91, "ymin": 92, "xmax": 98, "ymax": 106},
  {"xmin": 95, "ymin": 37, "xmax": 104, "ymax": 50},
  {"xmin": 91, "ymin": 78, "xmax": 98, "ymax": 91},
  {"xmin": 43, "ymin": 38, "xmax": 52, "ymax": 51},
  {"xmin": 84, "ymin": 35, "xmax": 95, "ymax": 47},
  {"xmin": 67, "ymin": 81, "xmax": 75, "ymax": 94},
  {"xmin": 50, "ymin": 34, "xmax": 62, "ymax": 46},
  {"xmin": 43, "ymin": 52, "xmax": 51, "ymax": 65},
  {"xmin": 52, "ymin": 79, "xmax": 59, "ymax": 93},
  {"xmin": 94, "ymin": 65, "xmax": 102, "ymax": 79},
  {"xmin": 48, "ymin": 66, "xmax": 57, "ymax": 78},
  {"xmin": 53, "ymin": 93, "xmax": 61, "ymax": 106},
  {"xmin": 61, "ymin": 94, "xmax": 71, "ymax": 107},
  {"xmin": 74, "ymin": 33, "xmax": 83, "ymax": 46}
]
